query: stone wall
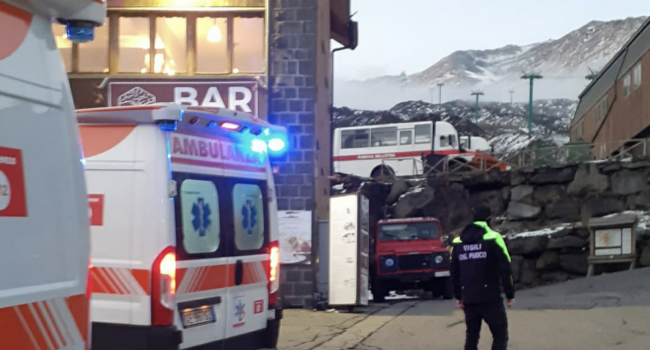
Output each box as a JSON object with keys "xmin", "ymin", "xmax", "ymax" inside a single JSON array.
[
  {"xmin": 340, "ymin": 160, "xmax": 650, "ymax": 289},
  {"xmin": 269, "ymin": 0, "xmax": 318, "ymax": 308}
]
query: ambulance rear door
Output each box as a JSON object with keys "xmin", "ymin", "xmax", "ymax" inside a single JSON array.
[
  {"xmin": 171, "ymin": 131, "xmax": 229, "ymax": 349},
  {"xmin": 223, "ymin": 159, "xmax": 271, "ymax": 347}
]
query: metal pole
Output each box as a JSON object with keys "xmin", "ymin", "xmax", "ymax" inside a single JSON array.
[
  {"xmin": 528, "ymin": 78, "xmax": 533, "ymax": 134},
  {"xmin": 521, "ymin": 74, "xmax": 543, "ymax": 136},
  {"xmin": 471, "ymin": 91, "xmax": 484, "ymax": 124},
  {"xmin": 475, "ymin": 94, "xmax": 479, "ymax": 123}
]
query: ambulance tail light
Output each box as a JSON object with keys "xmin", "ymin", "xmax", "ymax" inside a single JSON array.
[
  {"xmin": 152, "ymin": 247, "xmax": 176, "ymax": 326},
  {"xmin": 86, "ymin": 261, "xmax": 93, "ymax": 300},
  {"xmin": 269, "ymin": 241, "xmax": 280, "ymax": 305}
]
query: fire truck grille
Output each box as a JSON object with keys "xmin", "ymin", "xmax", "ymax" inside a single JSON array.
[{"xmin": 398, "ymin": 254, "xmax": 432, "ymax": 271}]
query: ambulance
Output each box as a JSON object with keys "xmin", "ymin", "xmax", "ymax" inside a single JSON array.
[
  {"xmin": 0, "ymin": 1, "xmax": 105, "ymax": 349},
  {"xmin": 76, "ymin": 104, "xmax": 284, "ymax": 350}
]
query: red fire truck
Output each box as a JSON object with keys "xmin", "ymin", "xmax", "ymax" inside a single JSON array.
[{"xmin": 371, "ymin": 217, "xmax": 453, "ymax": 302}]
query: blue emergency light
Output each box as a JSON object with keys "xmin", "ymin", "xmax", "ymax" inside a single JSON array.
[
  {"xmin": 250, "ymin": 128, "xmax": 288, "ymax": 155},
  {"xmin": 65, "ymin": 21, "xmax": 96, "ymax": 43}
]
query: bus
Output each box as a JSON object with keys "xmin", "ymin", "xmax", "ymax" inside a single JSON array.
[{"xmin": 332, "ymin": 121, "xmax": 464, "ymax": 178}]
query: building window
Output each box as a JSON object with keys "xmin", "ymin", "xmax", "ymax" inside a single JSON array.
[
  {"xmin": 79, "ymin": 18, "xmax": 109, "ymax": 73},
  {"xmin": 623, "ymin": 73, "xmax": 632, "ymax": 97},
  {"xmin": 233, "ymin": 17, "xmax": 265, "ymax": 73},
  {"xmin": 371, "ymin": 127, "xmax": 397, "ymax": 147},
  {"xmin": 119, "ymin": 17, "xmax": 150, "ymax": 73},
  {"xmin": 341, "ymin": 129, "xmax": 370, "ymax": 149},
  {"xmin": 155, "ymin": 17, "xmax": 187, "ymax": 74},
  {"xmin": 633, "ymin": 63, "xmax": 642, "ymax": 89},
  {"xmin": 197, "ymin": 17, "xmax": 229, "ymax": 73},
  {"xmin": 595, "ymin": 95, "xmax": 607, "ymax": 124},
  {"xmin": 52, "ymin": 24, "xmax": 72, "ymax": 73}
]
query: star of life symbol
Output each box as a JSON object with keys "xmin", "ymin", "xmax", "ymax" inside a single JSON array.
[
  {"xmin": 191, "ymin": 197, "xmax": 212, "ymax": 237},
  {"xmin": 235, "ymin": 300, "xmax": 246, "ymax": 322},
  {"xmin": 241, "ymin": 200, "xmax": 257, "ymax": 236}
]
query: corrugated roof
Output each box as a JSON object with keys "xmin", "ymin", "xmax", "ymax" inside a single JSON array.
[{"xmin": 573, "ymin": 17, "xmax": 650, "ymax": 124}]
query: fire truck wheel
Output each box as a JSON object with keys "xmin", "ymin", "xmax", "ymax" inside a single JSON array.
[
  {"xmin": 442, "ymin": 278, "xmax": 454, "ymax": 300},
  {"xmin": 263, "ymin": 319, "xmax": 281, "ymax": 349},
  {"xmin": 372, "ymin": 283, "xmax": 388, "ymax": 303}
]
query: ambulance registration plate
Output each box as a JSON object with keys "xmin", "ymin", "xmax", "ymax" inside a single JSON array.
[{"xmin": 181, "ymin": 307, "xmax": 216, "ymax": 328}]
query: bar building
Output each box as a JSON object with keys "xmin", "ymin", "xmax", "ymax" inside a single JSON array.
[
  {"xmin": 59, "ymin": 0, "xmax": 358, "ymax": 308},
  {"xmin": 571, "ymin": 17, "xmax": 650, "ymax": 145}
]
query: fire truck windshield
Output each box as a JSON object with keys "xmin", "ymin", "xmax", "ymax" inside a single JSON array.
[{"xmin": 378, "ymin": 222, "xmax": 440, "ymax": 242}]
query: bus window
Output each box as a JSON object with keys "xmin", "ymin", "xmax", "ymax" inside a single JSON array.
[
  {"xmin": 342, "ymin": 129, "xmax": 370, "ymax": 148},
  {"xmin": 371, "ymin": 127, "xmax": 397, "ymax": 147},
  {"xmin": 414, "ymin": 125, "xmax": 431, "ymax": 144},
  {"xmin": 400, "ymin": 130, "xmax": 413, "ymax": 145},
  {"xmin": 440, "ymin": 135, "xmax": 449, "ymax": 147}
]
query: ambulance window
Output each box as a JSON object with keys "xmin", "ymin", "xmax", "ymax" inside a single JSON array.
[
  {"xmin": 233, "ymin": 184, "xmax": 265, "ymax": 251},
  {"xmin": 179, "ymin": 179, "xmax": 221, "ymax": 254}
]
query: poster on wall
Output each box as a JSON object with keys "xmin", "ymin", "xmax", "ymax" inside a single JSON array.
[
  {"xmin": 328, "ymin": 193, "xmax": 369, "ymax": 307},
  {"xmin": 278, "ymin": 211, "xmax": 312, "ymax": 265}
]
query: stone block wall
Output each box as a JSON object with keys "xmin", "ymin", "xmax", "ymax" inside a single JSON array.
[
  {"xmin": 337, "ymin": 159, "xmax": 650, "ymax": 289},
  {"xmin": 269, "ymin": 0, "xmax": 319, "ymax": 308}
]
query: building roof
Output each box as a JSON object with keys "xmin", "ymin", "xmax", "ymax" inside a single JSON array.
[{"xmin": 573, "ymin": 16, "xmax": 650, "ymax": 125}]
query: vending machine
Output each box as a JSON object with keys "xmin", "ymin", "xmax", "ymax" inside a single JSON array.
[{"xmin": 328, "ymin": 192, "xmax": 370, "ymax": 308}]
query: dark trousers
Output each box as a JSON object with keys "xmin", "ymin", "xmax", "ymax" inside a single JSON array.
[{"xmin": 463, "ymin": 301, "xmax": 508, "ymax": 350}]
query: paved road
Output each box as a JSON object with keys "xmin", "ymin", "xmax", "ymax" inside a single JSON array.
[{"xmin": 279, "ymin": 268, "xmax": 650, "ymax": 350}]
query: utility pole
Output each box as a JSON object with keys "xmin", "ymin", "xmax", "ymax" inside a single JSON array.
[
  {"xmin": 521, "ymin": 73, "xmax": 543, "ymax": 135},
  {"xmin": 509, "ymin": 89, "xmax": 515, "ymax": 104},
  {"xmin": 471, "ymin": 91, "xmax": 484, "ymax": 124},
  {"xmin": 437, "ymin": 83, "xmax": 444, "ymax": 106},
  {"xmin": 429, "ymin": 86, "xmax": 435, "ymax": 104}
]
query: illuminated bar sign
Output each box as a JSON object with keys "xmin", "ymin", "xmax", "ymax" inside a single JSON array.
[
  {"xmin": 106, "ymin": 0, "xmax": 264, "ymax": 8},
  {"xmin": 107, "ymin": 80, "xmax": 259, "ymax": 117}
]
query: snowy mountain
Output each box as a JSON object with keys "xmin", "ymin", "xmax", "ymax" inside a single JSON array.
[
  {"xmin": 333, "ymin": 99, "xmax": 577, "ymax": 155},
  {"xmin": 409, "ymin": 17, "xmax": 646, "ymax": 86},
  {"xmin": 334, "ymin": 17, "xmax": 646, "ymax": 110}
]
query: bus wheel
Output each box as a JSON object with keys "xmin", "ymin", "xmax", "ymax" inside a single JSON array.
[
  {"xmin": 262, "ymin": 318, "xmax": 281, "ymax": 349},
  {"xmin": 371, "ymin": 166, "xmax": 395, "ymax": 181}
]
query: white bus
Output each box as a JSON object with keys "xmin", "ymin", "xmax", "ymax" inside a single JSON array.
[{"xmin": 333, "ymin": 121, "xmax": 464, "ymax": 178}]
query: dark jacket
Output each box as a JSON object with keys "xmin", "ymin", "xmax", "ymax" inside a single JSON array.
[{"xmin": 450, "ymin": 221, "xmax": 514, "ymax": 304}]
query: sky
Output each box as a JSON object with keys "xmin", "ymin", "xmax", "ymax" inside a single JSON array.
[{"xmin": 334, "ymin": 0, "xmax": 650, "ymax": 81}]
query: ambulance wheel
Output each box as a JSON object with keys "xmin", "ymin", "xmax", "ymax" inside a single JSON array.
[
  {"xmin": 263, "ymin": 319, "xmax": 281, "ymax": 349},
  {"xmin": 442, "ymin": 278, "xmax": 454, "ymax": 300}
]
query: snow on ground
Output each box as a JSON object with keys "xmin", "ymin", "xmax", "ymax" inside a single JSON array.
[
  {"xmin": 504, "ymin": 210, "xmax": 650, "ymax": 240},
  {"xmin": 506, "ymin": 225, "xmax": 570, "ymax": 239},
  {"xmin": 369, "ymin": 291, "xmax": 418, "ymax": 302}
]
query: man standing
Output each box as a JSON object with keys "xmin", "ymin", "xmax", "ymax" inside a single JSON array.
[{"xmin": 450, "ymin": 205, "xmax": 515, "ymax": 350}]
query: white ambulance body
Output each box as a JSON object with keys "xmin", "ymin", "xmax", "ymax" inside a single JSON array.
[
  {"xmin": 76, "ymin": 104, "xmax": 284, "ymax": 350},
  {"xmin": 0, "ymin": 1, "xmax": 104, "ymax": 349}
]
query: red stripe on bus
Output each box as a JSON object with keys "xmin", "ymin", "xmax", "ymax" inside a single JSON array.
[{"xmin": 332, "ymin": 150, "xmax": 464, "ymax": 161}]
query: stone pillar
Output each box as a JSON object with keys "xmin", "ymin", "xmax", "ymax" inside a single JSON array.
[{"xmin": 269, "ymin": 0, "xmax": 319, "ymax": 308}]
